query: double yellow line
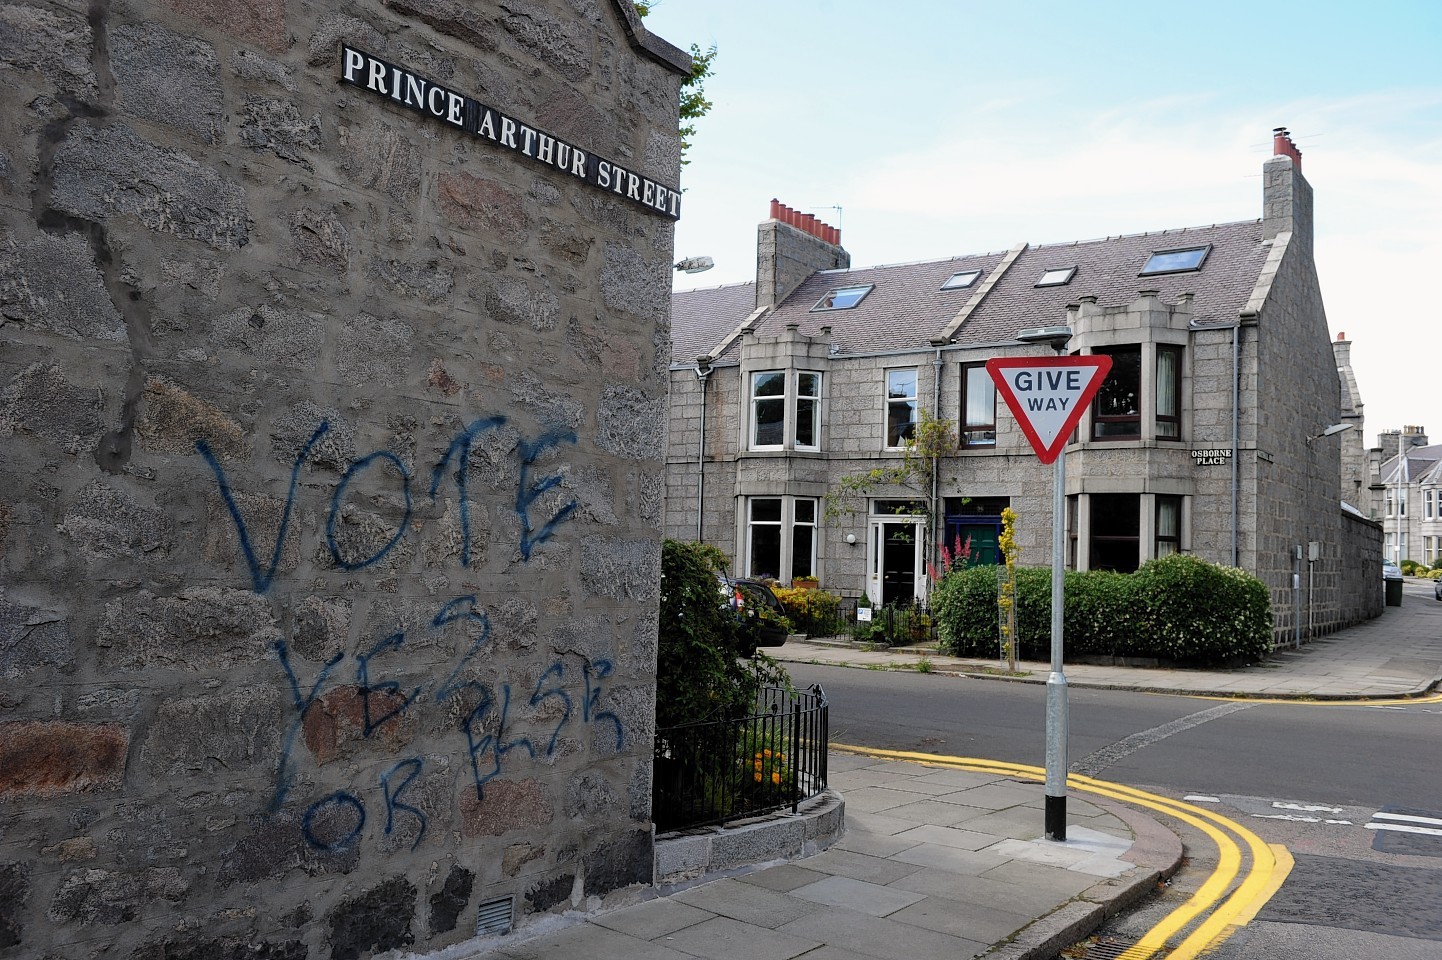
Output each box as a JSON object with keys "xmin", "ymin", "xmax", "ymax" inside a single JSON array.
[{"xmin": 831, "ymin": 744, "xmax": 1292, "ymax": 960}]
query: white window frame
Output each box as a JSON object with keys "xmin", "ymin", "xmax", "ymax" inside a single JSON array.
[
  {"xmin": 749, "ymin": 370, "xmax": 824, "ymax": 452},
  {"xmin": 885, "ymin": 368, "xmax": 918, "ymax": 450},
  {"xmin": 750, "ymin": 370, "xmax": 786, "ymax": 451},
  {"xmin": 795, "ymin": 372, "xmax": 821, "ymax": 453},
  {"xmin": 744, "ymin": 496, "xmax": 819, "ymax": 584},
  {"xmin": 960, "ymin": 361, "xmax": 995, "ymax": 448}
]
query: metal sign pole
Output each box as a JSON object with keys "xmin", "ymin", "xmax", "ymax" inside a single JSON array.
[
  {"xmin": 986, "ymin": 330, "xmax": 1109, "ymax": 846},
  {"xmin": 1044, "ymin": 446, "xmax": 1068, "ymax": 841}
]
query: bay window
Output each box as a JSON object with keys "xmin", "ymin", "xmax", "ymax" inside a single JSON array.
[
  {"xmin": 749, "ymin": 370, "xmax": 823, "ymax": 451},
  {"xmin": 746, "ymin": 496, "xmax": 818, "ymax": 582},
  {"xmin": 1156, "ymin": 495, "xmax": 1182, "ymax": 556},
  {"xmin": 751, "ymin": 371, "xmax": 785, "ymax": 448},
  {"xmin": 1087, "ymin": 343, "xmax": 1184, "ymax": 441},
  {"xmin": 1156, "ymin": 346, "xmax": 1181, "ymax": 439},
  {"xmin": 1093, "ymin": 346, "xmax": 1141, "ymax": 439},
  {"xmin": 1091, "ymin": 493, "xmax": 1140, "ymax": 572}
]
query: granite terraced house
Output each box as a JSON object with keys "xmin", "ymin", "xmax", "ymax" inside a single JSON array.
[{"xmin": 665, "ymin": 130, "xmax": 1384, "ymax": 643}]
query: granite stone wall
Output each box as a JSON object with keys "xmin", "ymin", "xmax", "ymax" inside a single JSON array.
[{"xmin": 0, "ymin": 1, "xmax": 686, "ymax": 956}]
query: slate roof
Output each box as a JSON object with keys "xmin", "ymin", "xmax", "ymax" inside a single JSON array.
[
  {"xmin": 671, "ymin": 219, "xmax": 1270, "ymax": 364},
  {"xmin": 1382, "ymin": 443, "xmax": 1442, "ymax": 485},
  {"xmin": 670, "ymin": 281, "xmax": 756, "ymax": 365}
]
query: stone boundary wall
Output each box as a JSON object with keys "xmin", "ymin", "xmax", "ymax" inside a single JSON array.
[
  {"xmin": 1338, "ymin": 509, "xmax": 1385, "ymax": 626},
  {"xmin": 0, "ymin": 2, "xmax": 685, "ymax": 957}
]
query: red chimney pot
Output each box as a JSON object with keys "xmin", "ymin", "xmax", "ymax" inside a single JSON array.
[{"xmin": 1272, "ymin": 127, "xmax": 1302, "ymax": 171}]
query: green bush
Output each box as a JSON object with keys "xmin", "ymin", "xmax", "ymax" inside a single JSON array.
[
  {"xmin": 1133, "ymin": 554, "xmax": 1271, "ymax": 662},
  {"xmin": 933, "ymin": 554, "xmax": 1272, "ymax": 666},
  {"xmin": 658, "ymin": 540, "xmax": 789, "ymax": 728}
]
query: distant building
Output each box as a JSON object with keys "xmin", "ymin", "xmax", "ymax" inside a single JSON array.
[
  {"xmin": 1369, "ymin": 426, "xmax": 1441, "ymax": 566},
  {"xmin": 666, "ymin": 130, "xmax": 1383, "ymax": 644}
]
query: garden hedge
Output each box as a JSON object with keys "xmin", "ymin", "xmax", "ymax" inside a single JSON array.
[{"xmin": 931, "ymin": 553, "xmax": 1272, "ymax": 666}]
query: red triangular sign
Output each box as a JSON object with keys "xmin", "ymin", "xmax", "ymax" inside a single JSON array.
[{"xmin": 986, "ymin": 356, "xmax": 1112, "ymax": 464}]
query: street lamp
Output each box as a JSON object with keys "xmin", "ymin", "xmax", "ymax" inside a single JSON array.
[
  {"xmin": 674, "ymin": 256, "xmax": 715, "ymax": 274},
  {"xmin": 1305, "ymin": 422, "xmax": 1352, "ymax": 444},
  {"xmin": 1300, "ymin": 422, "xmax": 1353, "ymax": 646},
  {"xmin": 1015, "ymin": 325, "xmax": 1072, "ymax": 842}
]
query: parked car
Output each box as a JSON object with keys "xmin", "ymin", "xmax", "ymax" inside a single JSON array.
[
  {"xmin": 1383, "ymin": 558, "xmax": 1403, "ymax": 581},
  {"xmin": 719, "ymin": 576, "xmax": 789, "ymax": 653}
]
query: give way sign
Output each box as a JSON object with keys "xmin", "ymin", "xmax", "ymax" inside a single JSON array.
[{"xmin": 985, "ymin": 356, "xmax": 1112, "ymax": 464}]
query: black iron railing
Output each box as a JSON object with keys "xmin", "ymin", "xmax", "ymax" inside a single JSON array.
[
  {"xmin": 853, "ymin": 600, "xmax": 937, "ymax": 647},
  {"xmin": 653, "ymin": 684, "xmax": 829, "ymax": 833}
]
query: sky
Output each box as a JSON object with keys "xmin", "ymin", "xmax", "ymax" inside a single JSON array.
[{"xmin": 642, "ymin": 0, "xmax": 1442, "ymax": 448}]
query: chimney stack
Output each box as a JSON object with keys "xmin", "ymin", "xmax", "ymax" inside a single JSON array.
[
  {"xmin": 1262, "ymin": 126, "xmax": 1313, "ymax": 254},
  {"xmin": 756, "ymin": 199, "xmax": 849, "ymax": 310},
  {"xmin": 767, "ymin": 199, "xmax": 841, "ymax": 246}
]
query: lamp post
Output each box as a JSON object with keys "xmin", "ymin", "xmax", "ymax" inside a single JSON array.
[
  {"xmin": 1014, "ymin": 325, "xmax": 1074, "ymax": 842},
  {"xmin": 1395, "ymin": 434, "xmax": 1406, "ymax": 569},
  {"xmin": 677, "ymin": 257, "xmax": 715, "ymax": 542},
  {"xmin": 1304, "ymin": 423, "xmax": 1353, "ymax": 645}
]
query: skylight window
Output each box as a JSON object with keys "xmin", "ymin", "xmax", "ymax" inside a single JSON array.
[
  {"xmin": 1140, "ymin": 245, "xmax": 1210, "ymax": 276},
  {"xmin": 941, "ymin": 270, "xmax": 981, "ymax": 291},
  {"xmin": 1036, "ymin": 267, "xmax": 1076, "ymax": 287},
  {"xmin": 811, "ymin": 284, "xmax": 873, "ymax": 311}
]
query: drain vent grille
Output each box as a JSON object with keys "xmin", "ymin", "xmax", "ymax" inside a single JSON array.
[
  {"xmin": 475, "ymin": 895, "xmax": 514, "ymax": 937},
  {"xmin": 1079, "ymin": 937, "xmax": 1147, "ymax": 960}
]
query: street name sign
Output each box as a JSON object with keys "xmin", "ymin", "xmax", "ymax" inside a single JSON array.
[{"xmin": 985, "ymin": 356, "xmax": 1112, "ymax": 464}]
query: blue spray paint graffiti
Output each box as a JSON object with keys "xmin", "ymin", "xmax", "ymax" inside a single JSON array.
[
  {"xmin": 271, "ymin": 638, "xmax": 344, "ymax": 814},
  {"xmin": 380, "ymin": 758, "xmax": 426, "ymax": 850},
  {"xmin": 199, "ymin": 417, "xmax": 577, "ymax": 591},
  {"xmin": 428, "ymin": 416, "xmax": 507, "ymax": 567},
  {"xmin": 516, "ymin": 430, "xmax": 579, "ymax": 560},
  {"xmin": 201, "ymin": 417, "xmax": 624, "ymax": 854},
  {"xmin": 267, "ymin": 597, "xmax": 626, "ymax": 852},
  {"xmin": 198, "ymin": 422, "xmax": 331, "ymax": 593},
  {"xmin": 326, "ymin": 451, "xmax": 413, "ymax": 570}
]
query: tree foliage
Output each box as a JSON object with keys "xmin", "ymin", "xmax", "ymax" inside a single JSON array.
[
  {"xmin": 657, "ymin": 539, "xmax": 789, "ymax": 729},
  {"xmin": 634, "ymin": 2, "xmax": 716, "ymax": 164},
  {"xmin": 824, "ymin": 410, "xmax": 958, "ymax": 522}
]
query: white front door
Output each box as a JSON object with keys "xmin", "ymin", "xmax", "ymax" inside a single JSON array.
[{"xmin": 867, "ymin": 516, "xmax": 926, "ymax": 607}]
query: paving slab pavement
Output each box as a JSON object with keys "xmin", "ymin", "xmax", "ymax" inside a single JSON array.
[
  {"xmin": 441, "ymin": 752, "xmax": 1180, "ymax": 960},
  {"xmin": 421, "ymin": 582, "xmax": 1439, "ymax": 960}
]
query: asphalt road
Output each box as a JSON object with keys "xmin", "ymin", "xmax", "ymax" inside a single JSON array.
[{"xmin": 787, "ymin": 656, "xmax": 1442, "ymax": 956}]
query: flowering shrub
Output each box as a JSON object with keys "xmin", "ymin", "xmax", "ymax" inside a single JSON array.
[
  {"xmin": 738, "ymin": 728, "xmax": 798, "ymax": 806},
  {"xmin": 772, "ymin": 587, "xmax": 842, "ymax": 637}
]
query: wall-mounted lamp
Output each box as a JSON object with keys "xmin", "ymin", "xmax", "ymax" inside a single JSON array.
[
  {"xmin": 1016, "ymin": 325, "xmax": 1074, "ymax": 354},
  {"xmin": 674, "ymin": 256, "xmax": 715, "ymax": 274},
  {"xmin": 1305, "ymin": 422, "xmax": 1353, "ymax": 444},
  {"xmin": 845, "ymin": 533, "xmax": 857, "ymax": 545}
]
